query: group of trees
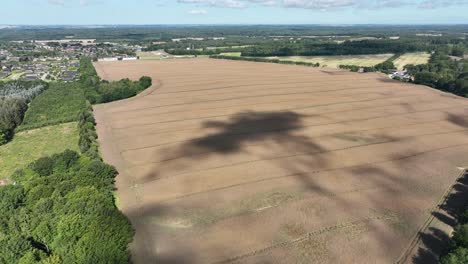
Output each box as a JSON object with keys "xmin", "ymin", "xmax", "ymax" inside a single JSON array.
[
  {"xmin": 210, "ymin": 54, "xmax": 320, "ymax": 67},
  {"xmin": 439, "ymin": 201, "xmax": 468, "ymax": 263},
  {"xmin": 241, "ymin": 39, "xmax": 429, "ymax": 57},
  {"xmin": 79, "ymin": 58, "xmax": 152, "ymax": 104},
  {"xmin": 0, "ymin": 150, "xmax": 134, "ymax": 263},
  {"xmin": 78, "ymin": 104, "xmax": 99, "ymax": 159},
  {"xmin": 0, "ymin": 81, "xmax": 48, "ymax": 145},
  {"xmin": 407, "ymin": 50, "xmax": 468, "ymax": 97},
  {"xmin": 0, "ymin": 56, "xmax": 157, "ymax": 263},
  {"xmin": 17, "ymin": 82, "xmax": 87, "ymax": 131}
]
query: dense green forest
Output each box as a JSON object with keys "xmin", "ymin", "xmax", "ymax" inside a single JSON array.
[
  {"xmin": 240, "ymin": 38, "xmax": 460, "ymax": 57},
  {"xmin": 0, "ymin": 150, "xmax": 134, "ymax": 263},
  {"xmin": 0, "ymin": 81, "xmax": 48, "ymax": 145},
  {"xmin": 0, "ymin": 55, "xmax": 155, "ymax": 263},
  {"xmin": 17, "ymin": 82, "xmax": 87, "ymax": 131},
  {"xmin": 407, "ymin": 50, "xmax": 468, "ymax": 97}
]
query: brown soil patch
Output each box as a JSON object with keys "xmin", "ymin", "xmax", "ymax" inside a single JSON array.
[{"xmin": 93, "ymin": 59, "xmax": 468, "ymax": 264}]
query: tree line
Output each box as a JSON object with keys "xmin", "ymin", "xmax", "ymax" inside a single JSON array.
[
  {"xmin": 210, "ymin": 54, "xmax": 320, "ymax": 67},
  {"xmin": 240, "ymin": 39, "xmax": 430, "ymax": 57},
  {"xmin": 79, "ymin": 58, "xmax": 152, "ymax": 104}
]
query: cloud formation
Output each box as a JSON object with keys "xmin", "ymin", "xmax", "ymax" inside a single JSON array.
[
  {"xmin": 188, "ymin": 9, "xmax": 209, "ymax": 14},
  {"xmin": 175, "ymin": 0, "xmax": 468, "ymax": 9},
  {"xmin": 46, "ymin": 0, "xmax": 100, "ymax": 6}
]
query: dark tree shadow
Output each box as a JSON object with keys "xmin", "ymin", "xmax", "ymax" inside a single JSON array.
[
  {"xmin": 447, "ymin": 112, "xmax": 468, "ymax": 128},
  {"xmin": 142, "ymin": 111, "xmax": 326, "ymax": 184},
  {"xmin": 412, "ymin": 227, "xmax": 451, "ymax": 264},
  {"xmin": 188, "ymin": 111, "xmax": 304, "ymax": 153},
  {"xmin": 411, "ymin": 173, "xmax": 468, "ymax": 264}
]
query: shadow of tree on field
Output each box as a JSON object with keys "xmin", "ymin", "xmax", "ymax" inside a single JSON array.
[
  {"xmin": 412, "ymin": 227, "xmax": 451, "ymax": 264},
  {"xmin": 411, "ymin": 173, "xmax": 468, "ymax": 264},
  {"xmin": 186, "ymin": 111, "xmax": 305, "ymax": 154},
  {"xmin": 141, "ymin": 110, "xmax": 325, "ymax": 184},
  {"xmin": 446, "ymin": 112, "xmax": 468, "ymax": 128}
]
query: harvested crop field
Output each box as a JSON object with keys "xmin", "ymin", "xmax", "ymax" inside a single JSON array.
[{"xmin": 94, "ymin": 58, "xmax": 468, "ymax": 264}]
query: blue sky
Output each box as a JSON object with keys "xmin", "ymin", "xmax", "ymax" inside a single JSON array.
[{"xmin": 2, "ymin": 0, "xmax": 468, "ymax": 25}]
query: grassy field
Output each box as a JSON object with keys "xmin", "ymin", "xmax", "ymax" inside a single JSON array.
[
  {"xmin": 393, "ymin": 52, "xmax": 431, "ymax": 70},
  {"xmin": 220, "ymin": 52, "xmax": 242, "ymax": 56},
  {"xmin": 219, "ymin": 53, "xmax": 393, "ymax": 68},
  {"xmin": 18, "ymin": 82, "xmax": 86, "ymax": 131},
  {"xmin": 0, "ymin": 122, "xmax": 79, "ymax": 179},
  {"xmin": 268, "ymin": 54, "xmax": 394, "ymax": 68},
  {"xmin": 137, "ymin": 51, "xmax": 164, "ymax": 60}
]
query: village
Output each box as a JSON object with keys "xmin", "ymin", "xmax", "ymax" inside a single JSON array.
[{"xmin": 0, "ymin": 38, "xmax": 140, "ymax": 82}]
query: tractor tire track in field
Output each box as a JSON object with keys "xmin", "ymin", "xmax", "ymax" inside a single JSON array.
[
  {"xmin": 119, "ymin": 104, "xmax": 468, "ymax": 153},
  {"xmin": 93, "ymin": 59, "xmax": 468, "ymax": 264},
  {"xmin": 153, "ymin": 139, "xmax": 468, "ymax": 204}
]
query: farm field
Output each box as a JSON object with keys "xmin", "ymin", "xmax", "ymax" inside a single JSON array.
[
  {"xmin": 0, "ymin": 122, "xmax": 79, "ymax": 179},
  {"xmin": 267, "ymin": 54, "xmax": 394, "ymax": 68},
  {"xmin": 94, "ymin": 59, "xmax": 468, "ymax": 264},
  {"xmin": 394, "ymin": 52, "xmax": 431, "ymax": 70},
  {"xmin": 219, "ymin": 53, "xmax": 394, "ymax": 68}
]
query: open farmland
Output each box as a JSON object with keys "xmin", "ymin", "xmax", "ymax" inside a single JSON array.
[
  {"xmin": 219, "ymin": 53, "xmax": 393, "ymax": 68},
  {"xmin": 94, "ymin": 59, "xmax": 468, "ymax": 264},
  {"xmin": 266, "ymin": 54, "xmax": 394, "ymax": 68},
  {"xmin": 394, "ymin": 52, "xmax": 431, "ymax": 70}
]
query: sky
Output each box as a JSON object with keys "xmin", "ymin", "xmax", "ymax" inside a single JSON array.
[{"xmin": 1, "ymin": 0, "xmax": 468, "ymax": 25}]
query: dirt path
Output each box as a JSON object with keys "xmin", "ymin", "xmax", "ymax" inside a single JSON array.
[{"xmin": 93, "ymin": 59, "xmax": 468, "ymax": 264}]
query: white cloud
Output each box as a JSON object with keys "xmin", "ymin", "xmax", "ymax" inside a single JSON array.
[
  {"xmin": 188, "ymin": 9, "xmax": 209, "ymax": 14},
  {"xmin": 45, "ymin": 0, "xmax": 102, "ymax": 6},
  {"xmin": 48, "ymin": 0, "xmax": 65, "ymax": 5},
  {"xmin": 175, "ymin": 0, "xmax": 468, "ymax": 10},
  {"xmin": 177, "ymin": 0, "xmax": 279, "ymax": 8},
  {"xmin": 283, "ymin": 0, "xmax": 356, "ymax": 9},
  {"xmin": 419, "ymin": 0, "xmax": 468, "ymax": 8},
  {"xmin": 178, "ymin": 0, "xmax": 247, "ymax": 8}
]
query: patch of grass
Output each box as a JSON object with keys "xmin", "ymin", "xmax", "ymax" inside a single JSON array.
[
  {"xmin": 0, "ymin": 122, "xmax": 79, "ymax": 179},
  {"xmin": 220, "ymin": 52, "xmax": 242, "ymax": 57},
  {"xmin": 113, "ymin": 191, "xmax": 121, "ymax": 209},
  {"xmin": 17, "ymin": 82, "xmax": 86, "ymax": 131},
  {"xmin": 393, "ymin": 52, "xmax": 431, "ymax": 70}
]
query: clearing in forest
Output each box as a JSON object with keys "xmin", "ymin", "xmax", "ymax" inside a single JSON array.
[
  {"xmin": 0, "ymin": 122, "xmax": 79, "ymax": 179},
  {"xmin": 93, "ymin": 58, "xmax": 468, "ymax": 264},
  {"xmin": 394, "ymin": 52, "xmax": 431, "ymax": 70}
]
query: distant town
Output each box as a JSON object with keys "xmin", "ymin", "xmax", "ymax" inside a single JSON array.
[{"xmin": 0, "ymin": 38, "xmax": 141, "ymax": 82}]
